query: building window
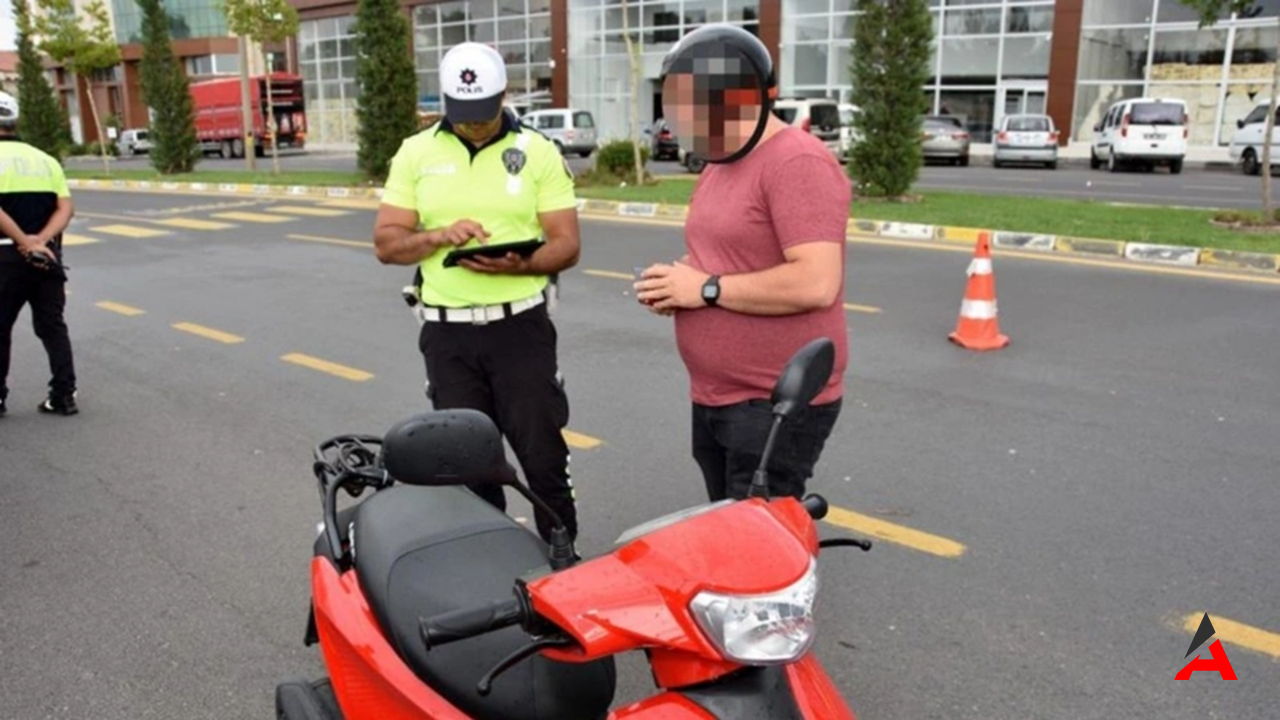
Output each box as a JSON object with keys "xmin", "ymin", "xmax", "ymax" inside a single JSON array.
[
  {"xmin": 1076, "ymin": 0, "xmax": 1276, "ymax": 145},
  {"xmin": 415, "ymin": 0, "xmax": 553, "ymax": 113},
  {"xmin": 298, "ymin": 16, "xmax": 359, "ymax": 146},
  {"xmin": 111, "ymin": 0, "xmax": 229, "ymax": 44}
]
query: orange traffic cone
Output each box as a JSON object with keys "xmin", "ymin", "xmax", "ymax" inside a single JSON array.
[{"xmin": 949, "ymin": 232, "xmax": 1009, "ymax": 351}]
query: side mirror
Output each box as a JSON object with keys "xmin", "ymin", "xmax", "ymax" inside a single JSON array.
[
  {"xmin": 771, "ymin": 337, "xmax": 836, "ymax": 418},
  {"xmin": 1093, "ymin": 122, "xmax": 1102, "ymax": 132},
  {"xmin": 1238, "ymin": 119, "xmax": 1246, "ymax": 129},
  {"xmin": 382, "ymin": 409, "xmax": 515, "ymax": 487}
]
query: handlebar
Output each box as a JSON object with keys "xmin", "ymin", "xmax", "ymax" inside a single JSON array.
[{"xmin": 420, "ymin": 597, "xmax": 526, "ymax": 650}]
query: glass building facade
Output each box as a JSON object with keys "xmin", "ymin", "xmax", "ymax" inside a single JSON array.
[
  {"xmin": 567, "ymin": 0, "xmax": 759, "ymax": 142},
  {"xmin": 1074, "ymin": 0, "xmax": 1280, "ymax": 146},
  {"xmin": 112, "ymin": 0, "xmax": 228, "ymax": 44},
  {"xmin": 413, "ymin": 0, "xmax": 554, "ymax": 114},
  {"xmin": 299, "ymin": 16, "xmax": 361, "ymax": 147},
  {"xmin": 285, "ymin": 0, "xmax": 1280, "ymax": 149}
]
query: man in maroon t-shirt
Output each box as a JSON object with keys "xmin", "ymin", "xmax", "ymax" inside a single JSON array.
[{"xmin": 636, "ymin": 25, "xmax": 851, "ymax": 502}]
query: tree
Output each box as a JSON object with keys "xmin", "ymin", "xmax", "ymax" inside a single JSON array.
[
  {"xmin": 620, "ymin": 0, "xmax": 645, "ymax": 182},
  {"xmin": 13, "ymin": 0, "xmax": 68, "ymax": 158},
  {"xmin": 137, "ymin": 0, "xmax": 201, "ymax": 174},
  {"xmin": 352, "ymin": 0, "xmax": 419, "ymax": 181},
  {"xmin": 847, "ymin": 0, "xmax": 933, "ymax": 198},
  {"xmin": 1181, "ymin": 0, "xmax": 1278, "ymax": 220},
  {"xmin": 33, "ymin": 0, "xmax": 122, "ymax": 174},
  {"xmin": 223, "ymin": 0, "xmax": 300, "ymax": 175}
]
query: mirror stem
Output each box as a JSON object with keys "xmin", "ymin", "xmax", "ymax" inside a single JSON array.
[
  {"xmin": 749, "ymin": 414, "xmax": 785, "ymax": 499},
  {"xmin": 508, "ymin": 481, "xmax": 576, "ymax": 569}
]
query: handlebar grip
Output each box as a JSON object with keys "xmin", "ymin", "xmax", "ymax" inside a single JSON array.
[
  {"xmin": 801, "ymin": 494, "xmax": 829, "ymax": 521},
  {"xmin": 420, "ymin": 598, "xmax": 524, "ymax": 650}
]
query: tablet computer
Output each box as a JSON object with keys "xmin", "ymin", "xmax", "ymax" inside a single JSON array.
[{"xmin": 443, "ymin": 239, "xmax": 544, "ymax": 268}]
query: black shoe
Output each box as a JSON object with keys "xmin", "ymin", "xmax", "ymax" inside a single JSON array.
[
  {"xmin": 38, "ymin": 394, "xmax": 78, "ymax": 416},
  {"xmin": 0, "ymin": 398, "xmax": 6, "ymax": 417}
]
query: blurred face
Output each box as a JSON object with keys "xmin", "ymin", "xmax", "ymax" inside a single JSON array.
[
  {"xmin": 661, "ymin": 51, "xmax": 766, "ymax": 163},
  {"xmin": 452, "ymin": 113, "xmax": 504, "ymax": 145}
]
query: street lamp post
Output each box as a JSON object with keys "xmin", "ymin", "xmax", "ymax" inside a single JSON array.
[{"xmin": 238, "ymin": 33, "xmax": 256, "ymax": 170}]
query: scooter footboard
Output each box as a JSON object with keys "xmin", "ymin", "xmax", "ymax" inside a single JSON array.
[
  {"xmin": 310, "ymin": 557, "xmax": 471, "ymax": 720},
  {"xmin": 611, "ymin": 656, "xmax": 855, "ymax": 720}
]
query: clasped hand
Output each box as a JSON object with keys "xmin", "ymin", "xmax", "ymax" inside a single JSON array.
[{"xmin": 633, "ymin": 261, "xmax": 711, "ymax": 315}]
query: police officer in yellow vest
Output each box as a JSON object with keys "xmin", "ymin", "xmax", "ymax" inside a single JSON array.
[
  {"xmin": 0, "ymin": 92, "xmax": 78, "ymax": 418},
  {"xmin": 373, "ymin": 43, "xmax": 582, "ymax": 546}
]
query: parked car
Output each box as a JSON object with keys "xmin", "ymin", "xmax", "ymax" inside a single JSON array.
[
  {"xmin": 838, "ymin": 104, "xmax": 861, "ymax": 163},
  {"xmin": 993, "ymin": 114, "xmax": 1059, "ymax": 169},
  {"xmin": 772, "ymin": 97, "xmax": 843, "ymax": 158},
  {"xmin": 921, "ymin": 116, "xmax": 970, "ymax": 166},
  {"xmin": 1089, "ymin": 97, "xmax": 1187, "ymax": 174},
  {"xmin": 647, "ymin": 118, "xmax": 680, "ymax": 161},
  {"xmin": 116, "ymin": 128, "xmax": 152, "ymax": 157},
  {"xmin": 1227, "ymin": 98, "xmax": 1279, "ymax": 175},
  {"xmin": 519, "ymin": 109, "xmax": 598, "ymax": 157}
]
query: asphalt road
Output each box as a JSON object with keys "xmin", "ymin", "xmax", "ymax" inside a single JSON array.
[
  {"xmin": 71, "ymin": 148, "xmax": 1280, "ymax": 210},
  {"xmin": 1, "ymin": 189, "xmax": 1277, "ymax": 720}
]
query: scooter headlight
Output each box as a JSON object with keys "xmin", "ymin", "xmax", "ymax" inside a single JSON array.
[{"xmin": 689, "ymin": 559, "xmax": 818, "ymax": 665}]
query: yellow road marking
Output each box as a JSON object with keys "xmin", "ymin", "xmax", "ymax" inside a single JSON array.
[
  {"xmin": 62, "ymin": 234, "xmax": 99, "ymax": 246},
  {"xmin": 212, "ymin": 211, "xmax": 295, "ymax": 224},
  {"xmin": 562, "ymin": 429, "xmax": 604, "ymax": 450},
  {"xmin": 95, "ymin": 301, "xmax": 145, "ymax": 316},
  {"xmin": 824, "ymin": 506, "xmax": 966, "ymax": 558},
  {"xmin": 172, "ymin": 322, "xmax": 245, "ymax": 344},
  {"xmin": 281, "ymin": 353, "xmax": 374, "ymax": 382},
  {"xmin": 1181, "ymin": 613, "xmax": 1280, "ymax": 660},
  {"xmin": 320, "ymin": 198, "xmax": 381, "ymax": 210},
  {"xmin": 91, "ymin": 224, "xmax": 170, "ymax": 238},
  {"xmin": 288, "ymin": 233, "xmax": 373, "ymax": 249},
  {"xmin": 583, "ymin": 269, "xmax": 635, "ymax": 280},
  {"xmin": 844, "ymin": 303, "xmax": 882, "ymax": 314},
  {"xmin": 268, "ymin": 205, "xmax": 350, "ymax": 217},
  {"xmin": 154, "ymin": 217, "xmax": 237, "ymax": 231}
]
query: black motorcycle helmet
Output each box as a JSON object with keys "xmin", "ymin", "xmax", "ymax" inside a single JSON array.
[{"xmin": 659, "ymin": 24, "xmax": 777, "ymax": 165}]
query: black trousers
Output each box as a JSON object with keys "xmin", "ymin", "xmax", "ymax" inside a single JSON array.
[
  {"xmin": 419, "ymin": 302, "xmax": 577, "ymax": 544},
  {"xmin": 692, "ymin": 398, "xmax": 842, "ymax": 502},
  {"xmin": 0, "ymin": 262, "xmax": 76, "ymax": 404}
]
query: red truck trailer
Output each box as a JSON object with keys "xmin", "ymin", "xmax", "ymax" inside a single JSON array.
[{"xmin": 190, "ymin": 73, "xmax": 308, "ymax": 159}]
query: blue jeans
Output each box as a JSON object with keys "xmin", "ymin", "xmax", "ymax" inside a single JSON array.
[{"xmin": 692, "ymin": 398, "xmax": 842, "ymax": 502}]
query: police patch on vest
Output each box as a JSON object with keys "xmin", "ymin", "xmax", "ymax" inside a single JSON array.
[{"xmin": 502, "ymin": 148, "xmax": 526, "ymax": 175}]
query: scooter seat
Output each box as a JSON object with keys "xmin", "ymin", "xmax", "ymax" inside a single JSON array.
[{"xmin": 352, "ymin": 485, "xmax": 616, "ymax": 720}]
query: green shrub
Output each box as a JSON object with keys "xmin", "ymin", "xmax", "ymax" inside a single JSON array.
[{"xmin": 595, "ymin": 140, "xmax": 650, "ymax": 177}]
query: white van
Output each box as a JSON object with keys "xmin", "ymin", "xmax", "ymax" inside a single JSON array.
[
  {"xmin": 1227, "ymin": 98, "xmax": 1279, "ymax": 175},
  {"xmin": 519, "ymin": 109, "xmax": 598, "ymax": 157},
  {"xmin": 1089, "ymin": 97, "xmax": 1188, "ymax": 174}
]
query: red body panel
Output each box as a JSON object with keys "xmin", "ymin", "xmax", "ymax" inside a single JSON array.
[
  {"xmin": 311, "ymin": 557, "xmax": 471, "ymax": 720},
  {"xmin": 528, "ymin": 498, "xmax": 815, "ymax": 688},
  {"xmin": 787, "ymin": 654, "xmax": 858, "ymax": 720}
]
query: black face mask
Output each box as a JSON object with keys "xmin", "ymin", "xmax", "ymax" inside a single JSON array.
[{"xmin": 659, "ymin": 27, "xmax": 775, "ymax": 166}]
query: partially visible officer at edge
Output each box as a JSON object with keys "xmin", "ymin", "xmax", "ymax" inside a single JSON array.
[
  {"xmin": 0, "ymin": 91, "xmax": 78, "ymax": 418},
  {"xmin": 372, "ymin": 42, "xmax": 584, "ymax": 547}
]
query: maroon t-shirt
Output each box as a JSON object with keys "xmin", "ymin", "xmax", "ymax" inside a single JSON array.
[{"xmin": 675, "ymin": 127, "xmax": 852, "ymax": 407}]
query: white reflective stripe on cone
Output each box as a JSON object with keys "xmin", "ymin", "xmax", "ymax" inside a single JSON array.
[
  {"xmin": 960, "ymin": 299, "xmax": 998, "ymax": 319},
  {"xmin": 966, "ymin": 258, "xmax": 993, "ymax": 276}
]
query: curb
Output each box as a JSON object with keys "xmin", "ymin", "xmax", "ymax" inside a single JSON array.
[
  {"xmin": 65, "ymin": 179, "xmax": 1279, "ymax": 276},
  {"xmin": 569, "ymin": 199, "xmax": 1280, "ymax": 276}
]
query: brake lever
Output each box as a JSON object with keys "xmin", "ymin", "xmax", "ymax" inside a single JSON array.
[
  {"xmin": 476, "ymin": 635, "xmax": 574, "ymax": 697},
  {"xmin": 820, "ymin": 538, "xmax": 873, "ymax": 552}
]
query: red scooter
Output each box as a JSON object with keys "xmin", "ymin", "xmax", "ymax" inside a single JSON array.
[{"xmin": 276, "ymin": 338, "xmax": 872, "ymax": 720}]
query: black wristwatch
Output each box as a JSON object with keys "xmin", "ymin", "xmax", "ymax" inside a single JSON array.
[{"xmin": 701, "ymin": 275, "xmax": 721, "ymax": 307}]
